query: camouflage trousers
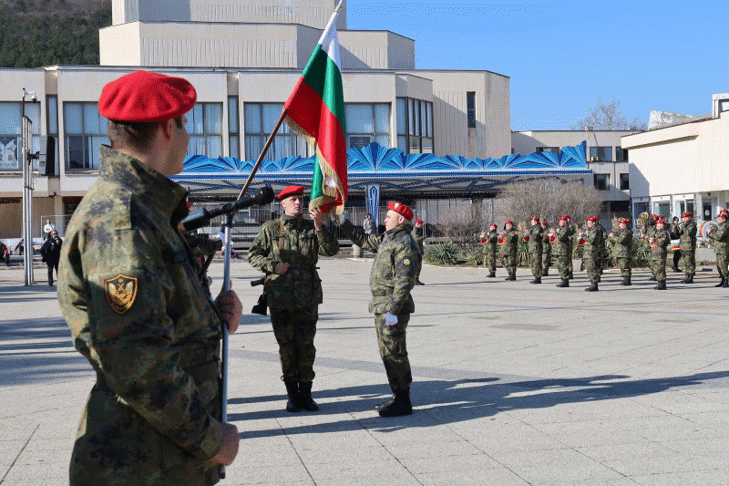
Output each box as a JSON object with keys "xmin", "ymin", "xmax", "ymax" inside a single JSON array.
[
  {"xmin": 374, "ymin": 312, "xmax": 412, "ymax": 394},
  {"xmin": 616, "ymin": 257, "xmax": 631, "ymax": 278},
  {"xmin": 530, "ymin": 248, "xmax": 542, "ymax": 278},
  {"xmin": 270, "ymin": 306, "xmax": 318, "ymax": 383},
  {"xmin": 501, "ymin": 254, "xmax": 516, "ymax": 276},
  {"xmin": 484, "ymin": 251, "xmax": 497, "ymax": 273},
  {"xmin": 652, "ymin": 249, "xmax": 667, "ymax": 281},
  {"xmin": 717, "ymin": 251, "xmax": 729, "ymax": 279},
  {"xmin": 542, "ymin": 249, "xmax": 551, "ymax": 272},
  {"xmin": 584, "ymin": 256, "xmax": 600, "ymax": 283},
  {"xmin": 567, "ymin": 249, "xmax": 574, "ymax": 275},
  {"xmin": 556, "ymin": 253, "xmax": 570, "ymax": 279},
  {"xmin": 680, "ymin": 248, "xmax": 696, "ymax": 276}
]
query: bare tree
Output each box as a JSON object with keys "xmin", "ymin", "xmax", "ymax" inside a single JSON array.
[
  {"xmin": 432, "ymin": 199, "xmax": 482, "ymax": 252},
  {"xmin": 496, "ymin": 178, "xmax": 603, "ymax": 226},
  {"xmin": 571, "ymin": 97, "xmax": 647, "ymax": 131}
]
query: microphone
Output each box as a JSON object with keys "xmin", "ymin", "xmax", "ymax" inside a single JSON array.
[{"xmin": 181, "ymin": 186, "xmax": 275, "ymax": 232}]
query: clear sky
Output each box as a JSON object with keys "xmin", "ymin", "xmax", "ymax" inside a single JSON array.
[{"xmin": 347, "ymin": 1, "xmax": 729, "ymax": 131}]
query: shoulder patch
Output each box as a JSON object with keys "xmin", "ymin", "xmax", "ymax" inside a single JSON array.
[{"xmin": 105, "ymin": 274, "xmax": 138, "ymax": 315}]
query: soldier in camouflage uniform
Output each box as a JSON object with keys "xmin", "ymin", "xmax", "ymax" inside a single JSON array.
[
  {"xmin": 650, "ymin": 218, "xmax": 671, "ymax": 290},
  {"xmin": 580, "ymin": 216, "xmax": 603, "ymax": 291},
  {"xmin": 708, "ymin": 211, "xmax": 729, "ymax": 287},
  {"xmin": 609, "ymin": 218, "xmax": 633, "ymax": 285},
  {"xmin": 248, "ymin": 185, "xmax": 339, "ymax": 413},
  {"xmin": 526, "ymin": 216, "xmax": 544, "ymax": 284},
  {"xmin": 482, "ymin": 223, "xmax": 498, "ymax": 277},
  {"xmin": 596, "ymin": 220, "xmax": 609, "ymax": 274},
  {"xmin": 676, "ymin": 211, "xmax": 697, "ymax": 283},
  {"xmin": 564, "ymin": 214, "xmax": 575, "ymax": 278},
  {"xmin": 411, "ymin": 218, "xmax": 426, "ymax": 285},
  {"xmin": 500, "ymin": 221, "xmax": 519, "ymax": 281},
  {"xmin": 541, "ymin": 220, "xmax": 552, "ymax": 277},
  {"xmin": 57, "ymin": 71, "xmax": 242, "ymax": 485},
  {"xmin": 341, "ymin": 201, "xmax": 421, "ymax": 417},
  {"xmin": 553, "ymin": 216, "xmax": 572, "ymax": 287},
  {"xmin": 641, "ymin": 214, "xmax": 658, "ymax": 281}
]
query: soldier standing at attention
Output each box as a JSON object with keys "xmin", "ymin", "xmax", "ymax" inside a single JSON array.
[
  {"xmin": 564, "ymin": 214, "xmax": 576, "ymax": 278},
  {"xmin": 57, "ymin": 71, "xmax": 242, "ymax": 485},
  {"xmin": 642, "ymin": 214, "xmax": 658, "ymax": 281},
  {"xmin": 500, "ymin": 221, "xmax": 519, "ymax": 281},
  {"xmin": 340, "ymin": 202, "xmax": 421, "ymax": 417},
  {"xmin": 526, "ymin": 216, "xmax": 544, "ymax": 284},
  {"xmin": 609, "ymin": 218, "xmax": 633, "ymax": 286},
  {"xmin": 579, "ymin": 216, "xmax": 603, "ymax": 292},
  {"xmin": 248, "ymin": 185, "xmax": 339, "ymax": 413},
  {"xmin": 708, "ymin": 210, "xmax": 729, "ymax": 287},
  {"xmin": 554, "ymin": 216, "xmax": 571, "ymax": 287},
  {"xmin": 541, "ymin": 219, "xmax": 552, "ymax": 277},
  {"xmin": 677, "ymin": 211, "xmax": 697, "ymax": 283},
  {"xmin": 482, "ymin": 223, "xmax": 498, "ymax": 278},
  {"xmin": 651, "ymin": 218, "xmax": 671, "ymax": 290},
  {"xmin": 411, "ymin": 218, "xmax": 426, "ymax": 285},
  {"xmin": 596, "ymin": 219, "xmax": 609, "ymax": 274}
]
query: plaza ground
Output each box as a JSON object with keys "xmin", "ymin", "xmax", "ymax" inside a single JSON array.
[{"xmin": 2, "ymin": 258, "xmax": 729, "ymax": 485}]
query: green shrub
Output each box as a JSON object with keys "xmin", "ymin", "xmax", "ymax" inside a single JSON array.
[{"xmin": 424, "ymin": 243, "xmax": 459, "ymax": 266}]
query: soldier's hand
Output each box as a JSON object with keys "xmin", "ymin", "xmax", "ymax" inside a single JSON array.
[
  {"xmin": 385, "ymin": 312, "xmax": 398, "ymax": 326},
  {"xmin": 274, "ymin": 262, "xmax": 290, "ymax": 275},
  {"xmin": 309, "ymin": 207, "xmax": 324, "ymax": 230},
  {"xmin": 210, "ymin": 422, "xmax": 240, "ymax": 466},
  {"xmin": 215, "ymin": 286, "xmax": 242, "ymax": 334}
]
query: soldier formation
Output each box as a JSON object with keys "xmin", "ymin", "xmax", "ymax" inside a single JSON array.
[{"xmin": 479, "ymin": 211, "xmax": 722, "ymax": 292}]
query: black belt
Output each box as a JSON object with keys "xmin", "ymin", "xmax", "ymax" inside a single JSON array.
[{"xmin": 95, "ymin": 361, "xmax": 219, "ymax": 392}]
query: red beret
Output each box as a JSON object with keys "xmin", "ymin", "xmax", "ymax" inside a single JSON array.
[
  {"xmin": 719, "ymin": 212, "xmax": 728, "ymax": 219},
  {"xmin": 681, "ymin": 212, "xmax": 693, "ymax": 218},
  {"xmin": 656, "ymin": 218, "xmax": 666, "ymax": 225},
  {"xmin": 277, "ymin": 185, "xmax": 305, "ymax": 200},
  {"xmin": 414, "ymin": 219, "xmax": 423, "ymax": 224},
  {"xmin": 505, "ymin": 220, "xmax": 514, "ymax": 225},
  {"xmin": 531, "ymin": 216, "xmax": 540, "ymax": 222},
  {"xmin": 489, "ymin": 223, "xmax": 497, "ymax": 228},
  {"xmin": 99, "ymin": 71, "xmax": 197, "ymax": 122},
  {"xmin": 563, "ymin": 215, "xmax": 571, "ymax": 220},
  {"xmin": 586, "ymin": 216, "xmax": 599, "ymax": 222},
  {"xmin": 388, "ymin": 201, "xmax": 413, "ymax": 221},
  {"xmin": 619, "ymin": 218, "xmax": 630, "ymax": 224}
]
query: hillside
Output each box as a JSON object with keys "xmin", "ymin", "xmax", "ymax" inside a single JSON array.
[{"xmin": 0, "ymin": 0, "xmax": 112, "ymax": 67}]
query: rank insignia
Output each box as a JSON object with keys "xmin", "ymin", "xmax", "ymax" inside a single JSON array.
[
  {"xmin": 403, "ymin": 258, "xmax": 411, "ymax": 266},
  {"xmin": 104, "ymin": 274, "xmax": 138, "ymax": 315}
]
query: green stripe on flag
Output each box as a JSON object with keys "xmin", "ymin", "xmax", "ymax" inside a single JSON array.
[{"xmin": 301, "ymin": 47, "xmax": 346, "ymax": 133}]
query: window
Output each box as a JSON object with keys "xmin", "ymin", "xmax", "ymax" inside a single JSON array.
[
  {"xmin": 346, "ymin": 103, "xmax": 390, "ymax": 150},
  {"xmin": 594, "ymin": 173, "xmax": 610, "ymax": 190},
  {"xmin": 616, "ymin": 147, "xmax": 628, "ymax": 161},
  {"xmin": 619, "ymin": 173, "xmax": 629, "ymax": 190},
  {"xmin": 0, "ymin": 102, "xmax": 41, "ymax": 171},
  {"xmin": 466, "ymin": 92, "xmax": 476, "ymax": 128},
  {"xmin": 186, "ymin": 103, "xmax": 223, "ymax": 158},
  {"xmin": 245, "ymin": 103, "xmax": 308, "ymax": 160},
  {"xmin": 397, "ymin": 97, "xmax": 433, "ymax": 154},
  {"xmin": 589, "ymin": 146, "xmax": 612, "ymax": 161},
  {"xmin": 228, "ymin": 96, "xmax": 239, "ymax": 159},
  {"xmin": 537, "ymin": 147, "xmax": 560, "ymax": 154},
  {"xmin": 64, "ymin": 102, "xmax": 109, "ymax": 170}
]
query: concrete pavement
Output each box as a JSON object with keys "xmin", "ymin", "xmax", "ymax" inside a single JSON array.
[{"xmin": 2, "ymin": 259, "xmax": 729, "ymax": 485}]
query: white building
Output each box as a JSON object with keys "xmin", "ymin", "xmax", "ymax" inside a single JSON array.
[
  {"xmin": 0, "ymin": 0, "xmax": 511, "ymax": 239},
  {"xmin": 621, "ymin": 94, "xmax": 729, "ymax": 222}
]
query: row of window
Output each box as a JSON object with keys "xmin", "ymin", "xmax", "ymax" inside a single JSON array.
[
  {"xmin": 0, "ymin": 98, "xmax": 436, "ymax": 171},
  {"xmin": 537, "ymin": 146, "xmax": 629, "ymax": 162},
  {"xmin": 594, "ymin": 173, "xmax": 630, "ymax": 191}
]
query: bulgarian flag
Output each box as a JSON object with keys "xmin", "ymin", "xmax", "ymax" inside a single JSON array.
[{"xmin": 283, "ymin": 1, "xmax": 347, "ymax": 215}]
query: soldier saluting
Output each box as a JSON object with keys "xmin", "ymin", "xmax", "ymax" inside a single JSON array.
[{"xmin": 58, "ymin": 71, "xmax": 242, "ymax": 485}]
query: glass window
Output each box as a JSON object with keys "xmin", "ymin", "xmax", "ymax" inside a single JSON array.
[
  {"xmin": 398, "ymin": 98, "xmax": 433, "ymax": 154},
  {"xmin": 0, "ymin": 102, "xmax": 40, "ymax": 171},
  {"xmin": 537, "ymin": 147, "xmax": 560, "ymax": 154},
  {"xmin": 589, "ymin": 146, "xmax": 612, "ymax": 161},
  {"xmin": 63, "ymin": 102, "xmax": 109, "ymax": 171},
  {"xmin": 346, "ymin": 103, "xmax": 390, "ymax": 150},
  {"xmin": 467, "ymin": 91, "xmax": 476, "ymax": 128},
  {"xmin": 616, "ymin": 147, "xmax": 629, "ymax": 161},
  {"xmin": 228, "ymin": 96, "xmax": 239, "ymax": 159},
  {"xmin": 619, "ymin": 173, "xmax": 629, "ymax": 190},
  {"xmin": 594, "ymin": 173, "xmax": 610, "ymax": 190},
  {"xmin": 396, "ymin": 98, "xmax": 407, "ymax": 135},
  {"xmin": 186, "ymin": 102, "xmax": 223, "ymax": 158},
  {"xmin": 244, "ymin": 103, "xmax": 308, "ymax": 161}
]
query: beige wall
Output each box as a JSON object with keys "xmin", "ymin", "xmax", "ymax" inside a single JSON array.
[{"xmin": 339, "ymin": 31, "xmax": 415, "ymax": 70}]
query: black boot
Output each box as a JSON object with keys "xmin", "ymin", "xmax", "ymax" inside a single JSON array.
[
  {"xmin": 723, "ymin": 279, "xmax": 729, "ymax": 288},
  {"xmin": 655, "ymin": 280, "xmax": 667, "ymax": 290},
  {"xmin": 715, "ymin": 278, "xmax": 726, "ymax": 287},
  {"xmin": 684, "ymin": 274, "xmax": 694, "ymax": 284},
  {"xmin": 672, "ymin": 265, "xmax": 680, "ymax": 273},
  {"xmin": 569, "ymin": 273, "xmax": 574, "ymax": 280},
  {"xmin": 542, "ymin": 269, "xmax": 549, "ymax": 277},
  {"xmin": 284, "ymin": 379, "xmax": 301, "ymax": 413},
  {"xmin": 648, "ymin": 275, "xmax": 657, "ymax": 282},
  {"xmin": 298, "ymin": 381, "xmax": 319, "ymax": 412},
  {"xmin": 487, "ymin": 271, "xmax": 496, "ymax": 278},
  {"xmin": 622, "ymin": 277, "xmax": 632, "ymax": 286},
  {"xmin": 585, "ymin": 282, "xmax": 598, "ymax": 292},
  {"xmin": 375, "ymin": 394, "xmax": 395, "ymax": 411},
  {"xmin": 378, "ymin": 391, "xmax": 412, "ymax": 417},
  {"xmin": 556, "ymin": 279, "xmax": 569, "ymax": 287},
  {"xmin": 530, "ymin": 277, "xmax": 541, "ymax": 284},
  {"xmin": 505, "ymin": 274, "xmax": 516, "ymax": 281}
]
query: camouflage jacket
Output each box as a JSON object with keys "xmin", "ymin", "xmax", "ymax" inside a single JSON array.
[
  {"xmin": 247, "ymin": 214, "xmax": 339, "ymax": 310},
  {"xmin": 583, "ymin": 226, "xmax": 604, "ymax": 259},
  {"xmin": 343, "ymin": 221, "xmax": 420, "ymax": 315},
  {"xmin": 527, "ymin": 225, "xmax": 544, "ymax": 252},
  {"xmin": 482, "ymin": 230, "xmax": 498, "ymax": 255},
  {"xmin": 553, "ymin": 225, "xmax": 574, "ymax": 256},
  {"xmin": 499, "ymin": 229, "xmax": 519, "ymax": 257},
  {"xmin": 651, "ymin": 229, "xmax": 670, "ymax": 255},
  {"xmin": 57, "ymin": 146, "xmax": 224, "ymax": 485},
  {"xmin": 542, "ymin": 230, "xmax": 552, "ymax": 254},
  {"xmin": 678, "ymin": 221, "xmax": 697, "ymax": 251},
  {"xmin": 611, "ymin": 228, "xmax": 633, "ymax": 258},
  {"xmin": 410, "ymin": 226, "xmax": 425, "ymax": 254},
  {"xmin": 710, "ymin": 221, "xmax": 729, "ymax": 254}
]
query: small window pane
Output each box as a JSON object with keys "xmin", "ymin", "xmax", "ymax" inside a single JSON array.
[
  {"xmin": 346, "ymin": 105, "xmax": 374, "ymax": 133},
  {"xmin": 245, "ymin": 135, "xmax": 263, "ymax": 160},
  {"xmin": 422, "ymin": 137, "xmax": 433, "ymax": 154},
  {"xmin": 408, "ymin": 98, "xmax": 415, "ymax": 134},
  {"xmin": 205, "ymin": 104, "xmax": 222, "ymax": 134},
  {"xmin": 426, "ymin": 103, "xmax": 433, "ymax": 138},
  {"xmin": 206, "ymin": 136, "xmax": 222, "ymax": 158},
  {"xmin": 83, "ymin": 104, "xmax": 99, "ymax": 134},
  {"xmin": 413, "ymin": 101, "xmax": 420, "ymax": 136},
  {"xmin": 244, "ymin": 104, "xmax": 261, "ymax": 133},
  {"xmin": 26, "ymin": 104, "xmax": 41, "ymax": 134},
  {"xmin": 409, "ymin": 136, "xmax": 420, "ymax": 153},
  {"xmin": 67, "ymin": 136, "xmax": 84, "ymax": 169},
  {"xmin": 396, "ymin": 98, "xmax": 407, "ymax": 135},
  {"xmin": 262, "ymin": 104, "xmax": 282, "ymax": 132},
  {"xmin": 375, "ymin": 135, "xmax": 390, "ymax": 148},
  {"xmin": 48, "ymin": 96, "xmax": 58, "ymax": 135},
  {"xmin": 230, "ymin": 135, "xmax": 239, "ymax": 159},
  {"xmin": 374, "ymin": 104, "xmax": 390, "ymax": 133},
  {"xmin": 228, "ymin": 97, "xmax": 238, "ymax": 133},
  {"xmin": 0, "ymin": 103, "xmax": 21, "ymax": 134},
  {"xmin": 397, "ymin": 135, "xmax": 407, "ymax": 151},
  {"xmin": 65, "ymin": 103, "xmax": 83, "ymax": 134}
]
